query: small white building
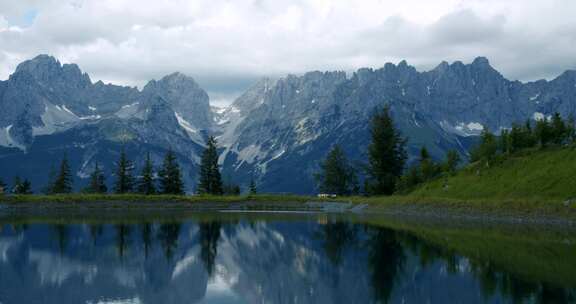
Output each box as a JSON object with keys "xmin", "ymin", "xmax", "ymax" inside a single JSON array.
[{"xmin": 317, "ymin": 193, "xmax": 337, "ymax": 199}]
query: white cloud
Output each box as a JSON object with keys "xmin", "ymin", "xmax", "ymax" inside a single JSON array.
[{"xmin": 0, "ymin": 0, "xmax": 575, "ymax": 104}]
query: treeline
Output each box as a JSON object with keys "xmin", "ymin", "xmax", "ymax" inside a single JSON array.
[
  {"xmin": 315, "ymin": 106, "xmax": 409, "ymax": 196},
  {"xmin": 471, "ymin": 113, "xmax": 576, "ymax": 165},
  {"xmin": 315, "ymin": 110, "xmax": 576, "ymax": 196},
  {"xmin": 0, "ymin": 137, "xmax": 257, "ymax": 196}
]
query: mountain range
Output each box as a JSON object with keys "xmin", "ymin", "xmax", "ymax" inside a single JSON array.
[{"xmin": 1, "ymin": 55, "xmax": 575, "ymax": 193}]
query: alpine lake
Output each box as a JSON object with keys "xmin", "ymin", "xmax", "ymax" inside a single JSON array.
[{"xmin": 0, "ymin": 208, "xmax": 574, "ymax": 304}]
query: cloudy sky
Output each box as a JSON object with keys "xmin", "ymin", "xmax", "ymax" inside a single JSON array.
[{"xmin": 1, "ymin": 0, "xmax": 575, "ymax": 106}]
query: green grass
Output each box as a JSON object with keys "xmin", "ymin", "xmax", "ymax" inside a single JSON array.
[
  {"xmin": 0, "ymin": 193, "xmax": 313, "ymax": 204},
  {"xmin": 2, "ymin": 147, "xmax": 576, "ymax": 219},
  {"xmin": 411, "ymin": 147, "xmax": 576, "ymax": 201},
  {"xmin": 365, "ymin": 216, "xmax": 576, "ymax": 288}
]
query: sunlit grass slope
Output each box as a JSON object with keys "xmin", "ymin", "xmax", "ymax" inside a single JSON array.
[{"xmin": 410, "ymin": 147, "xmax": 576, "ymax": 201}]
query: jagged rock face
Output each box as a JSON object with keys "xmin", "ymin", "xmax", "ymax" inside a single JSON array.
[
  {"xmin": 142, "ymin": 72, "xmax": 212, "ymax": 131},
  {"xmin": 1, "ymin": 55, "xmax": 576, "ymax": 193},
  {"xmin": 220, "ymin": 58, "xmax": 576, "ymax": 193},
  {"xmin": 0, "ymin": 55, "xmax": 141, "ymax": 147}
]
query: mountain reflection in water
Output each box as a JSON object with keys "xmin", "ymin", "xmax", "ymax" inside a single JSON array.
[{"xmin": 0, "ymin": 215, "xmax": 574, "ymax": 303}]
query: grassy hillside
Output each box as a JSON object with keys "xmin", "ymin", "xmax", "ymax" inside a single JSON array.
[{"xmin": 410, "ymin": 147, "xmax": 576, "ymax": 201}]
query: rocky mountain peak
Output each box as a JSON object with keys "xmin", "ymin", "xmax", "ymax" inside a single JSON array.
[
  {"xmin": 13, "ymin": 54, "xmax": 91, "ymax": 88},
  {"xmin": 471, "ymin": 56, "xmax": 491, "ymax": 67},
  {"xmin": 231, "ymin": 78, "xmax": 275, "ymax": 114},
  {"xmin": 142, "ymin": 72, "xmax": 212, "ymax": 131}
]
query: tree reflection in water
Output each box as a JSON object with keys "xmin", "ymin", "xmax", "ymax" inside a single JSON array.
[
  {"xmin": 199, "ymin": 221, "xmax": 221, "ymax": 277},
  {"xmin": 366, "ymin": 227, "xmax": 405, "ymax": 304},
  {"xmin": 115, "ymin": 224, "xmax": 130, "ymax": 259},
  {"xmin": 157, "ymin": 223, "xmax": 181, "ymax": 261},
  {"xmin": 1, "ymin": 217, "xmax": 574, "ymax": 303}
]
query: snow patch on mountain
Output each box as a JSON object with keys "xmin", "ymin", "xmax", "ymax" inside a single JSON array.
[
  {"xmin": 235, "ymin": 144, "xmax": 265, "ymax": 168},
  {"xmin": 115, "ymin": 102, "xmax": 140, "ymax": 119},
  {"xmin": 533, "ymin": 112, "xmax": 545, "ymax": 121},
  {"xmin": 33, "ymin": 102, "xmax": 80, "ymax": 136},
  {"xmin": 441, "ymin": 121, "xmax": 484, "ymax": 137},
  {"xmin": 0, "ymin": 125, "xmax": 16, "ymax": 147},
  {"xmin": 175, "ymin": 112, "xmax": 198, "ymax": 134}
]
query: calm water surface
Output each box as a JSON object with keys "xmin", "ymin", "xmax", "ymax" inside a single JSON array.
[{"xmin": 0, "ymin": 212, "xmax": 574, "ymax": 303}]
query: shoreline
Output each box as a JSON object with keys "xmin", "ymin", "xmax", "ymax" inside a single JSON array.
[{"xmin": 1, "ymin": 194, "xmax": 575, "ymax": 226}]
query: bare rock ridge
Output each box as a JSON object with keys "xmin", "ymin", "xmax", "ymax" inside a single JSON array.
[{"xmin": 1, "ymin": 54, "xmax": 575, "ymax": 193}]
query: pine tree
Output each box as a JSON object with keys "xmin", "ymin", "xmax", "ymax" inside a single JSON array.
[
  {"xmin": 535, "ymin": 118, "xmax": 553, "ymax": 147},
  {"xmin": 43, "ymin": 165, "xmax": 57, "ymax": 194},
  {"xmin": 114, "ymin": 148, "xmax": 135, "ymax": 194},
  {"xmin": 366, "ymin": 106, "xmax": 407, "ymax": 195},
  {"xmin": 315, "ymin": 145, "xmax": 357, "ymax": 196},
  {"xmin": 0, "ymin": 178, "xmax": 6, "ymax": 194},
  {"xmin": 11, "ymin": 176, "xmax": 22, "ymax": 194},
  {"xmin": 249, "ymin": 178, "xmax": 257, "ymax": 195},
  {"xmin": 137, "ymin": 153, "xmax": 156, "ymax": 195},
  {"xmin": 12, "ymin": 176, "xmax": 32, "ymax": 194},
  {"xmin": 159, "ymin": 149, "xmax": 184, "ymax": 195},
  {"xmin": 499, "ymin": 129, "xmax": 511, "ymax": 154},
  {"xmin": 51, "ymin": 155, "xmax": 73, "ymax": 194},
  {"xmin": 396, "ymin": 166, "xmax": 422, "ymax": 193},
  {"xmin": 443, "ymin": 150, "xmax": 461, "ymax": 175},
  {"xmin": 567, "ymin": 114, "xmax": 576, "ymax": 143},
  {"xmin": 197, "ymin": 136, "xmax": 223, "ymax": 195},
  {"xmin": 419, "ymin": 147, "xmax": 439, "ymax": 181},
  {"xmin": 550, "ymin": 112, "xmax": 567, "ymax": 145},
  {"xmin": 470, "ymin": 127, "xmax": 498, "ymax": 165},
  {"xmin": 86, "ymin": 162, "xmax": 107, "ymax": 193}
]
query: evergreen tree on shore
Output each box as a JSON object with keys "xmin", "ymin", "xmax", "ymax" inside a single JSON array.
[
  {"xmin": 114, "ymin": 148, "xmax": 135, "ymax": 194},
  {"xmin": 197, "ymin": 136, "xmax": 223, "ymax": 195},
  {"xmin": 51, "ymin": 155, "xmax": 73, "ymax": 194},
  {"xmin": 159, "ymin": 149, "xmax": 184, "ymax": 195},
  {"xmin": 249, "ymin": 178, "xmax": 257, "ymax": 195},
  {"xmin": 366, "ymin": 106, "xmax": 407, "ymax": 195},
  {"xmin": 12, "ymin": 176, "xmax": 32, "ymax": 194},
  {"xmin": 85, "ymin": 162, "xmax": 107, "ymax": 194},
  {"xmin": 315, "ymin": 145, "xmax": 357, "ymax": 196},
  {"xmin": 470, "ymin": 127, "xmax": 497, "ymax": 165},
  {"xmin": 0, "ymin": 178, "xmax": 6, "ymax": 194},
  {"xmin": 443, "ymin": 150, "xmax": 461, "ymax": 175},
  {"xmin": 137, "ymin": 153, "xmax": 157, "ymax": 195},
  {"xmin": 43, "ymin": 166, "xmax": 57, "ymax": 194},
  {"xmin": 419, "ymin": 147, "xmax": 439, "ymax": 182}
]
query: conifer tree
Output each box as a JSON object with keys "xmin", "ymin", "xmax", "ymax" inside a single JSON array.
[
  {"xmin": 315, "ymin": 145, "xmax": 357, "ymax": 196},
  {"xmin": 535, "ymin": 118, "xmax": 553, "ymax": 147},
  {"xmin": 499, "ymin": 129, "xmax": 511, "ymax": 154},
  {"xmin": 51, "ymin": 155, "xmax": 73, "ymax": 194},
  {"xmin": 137, "ymin": 153, "xmax": 156, "ymax": 195},
  {"xmin": 12, "ymin": 176, "xmax": 32, "ymax": 194},
  {"xmin": 443, "ymin": 150, "xmax": 461, "ymax": 175},
  {"xmin": 396, "ymin": 166, "xmax": 422, "ymax": 193},
  {"xmin": 12, "ymin": 176, "xmax": 22, "ymax": 194},
  {"xmin": 550, "ymin": 112, "xmax": 567, "ymax": 145},
  {"xmin": 567, "ymin": 114, "xmax": 576, "ymax": 143},
  {"xmin": 366, "ymin": 106, "xmax": 407, "ymax": 195},
  {"xmin": 43, "ymin": 166, "xmax": 57, "ymax": 194},
  {"xmin": 0, "ymin": 178, "xmax": 6, "ymax": 194},
  {"xmin": 197, "ymin": 136, "xmax": 223, "ymax": 195},
  {"xmin": 470, "ymin": 127, "xmax": 497, "ymax": 165},
  {"xmin": 419, "ymin": 147, "xmax": 439, "ymax": 181},
  {"xmin": 114, "ymin": 148, "xmax": 135, "ymax": 194},
  {"xmin": 86, "ymin": 162, "xmax": 107, "ymax": 194},
  {"xmin": 249, "ymin": 178, "xmax": 257, "ymax": 195},
  {"xmin": 159, "ymin": 149, "xmax": 184, "ymax": 195}
]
